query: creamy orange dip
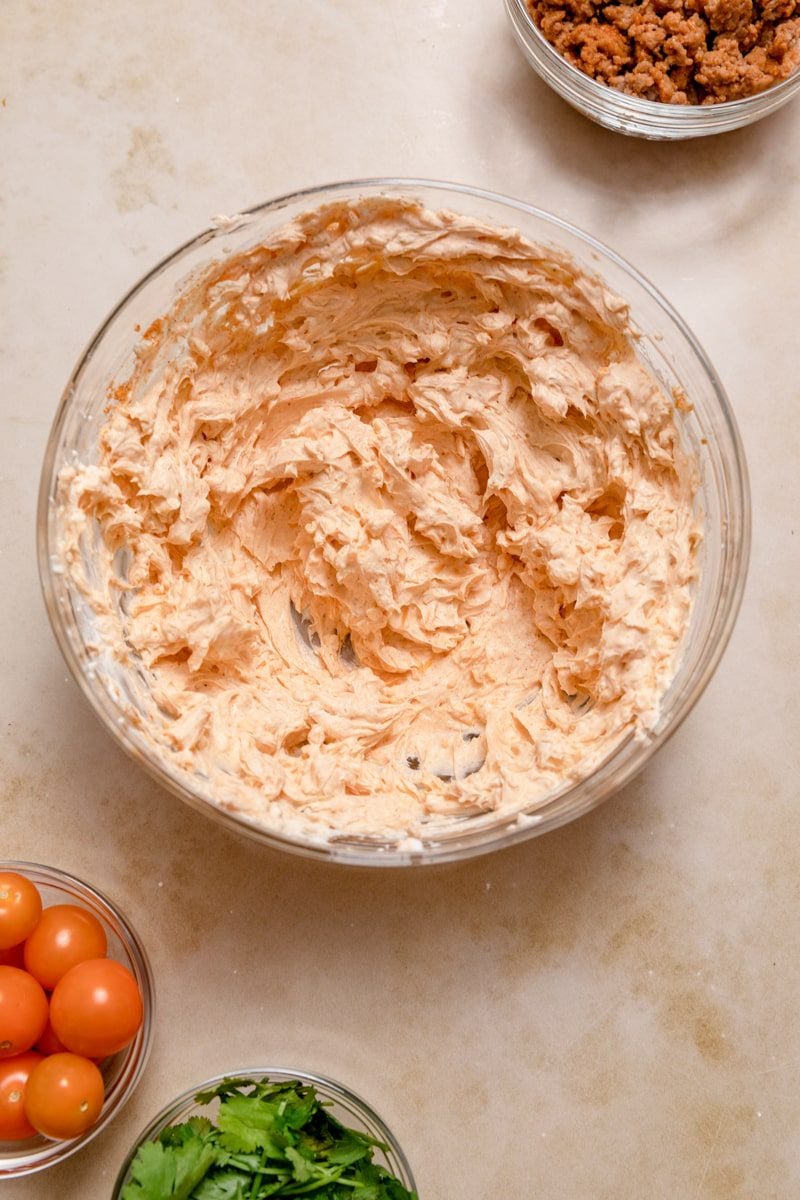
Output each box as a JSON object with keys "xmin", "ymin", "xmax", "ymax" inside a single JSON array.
[{"xmin": 60, "ymin": 198, "xmax": 698, "ymax": 840}]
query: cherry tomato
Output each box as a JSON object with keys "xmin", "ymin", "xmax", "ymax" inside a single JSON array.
[
  {"xmin": 0, "ymin": 944, "xmax": 25, "ymax": 969},
  {"xmin": 23, "ymin": 1053, "xmax": 104, "ymax": 1139},
  {"xmin": 0, "ymin": 873, "xmax": 42, "ymax": 951},
  {"xmin": 0, "ymin": 1051, "xmax": 43, "ymax": 1140},
  {"xmin": 36, "ymin": 1018, "xmax": 69, "ymax": 1057},
  {"xmin": 0, "ymin": 966, "xmax": 49, "ymax": 1058},
  {"xmin": 36, "ymin": 1018, "xmax": 102, "ymax": 1064},
  {"xmin": 50, "ymin": 959, "xmax": 143, "ymax": 1058},
  {"xmin": 24, "ymin": 904, "xmax": 108, "ymax": 990}
]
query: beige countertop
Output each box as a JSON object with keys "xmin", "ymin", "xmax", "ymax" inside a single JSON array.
[{"xmin": 2, "ymin": 2, "xmax": 799, "ymax": 1196}]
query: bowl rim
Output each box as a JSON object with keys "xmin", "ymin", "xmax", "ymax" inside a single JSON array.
[
  {"xmin": 37, "ymin": 177, "xmax": 751, "ymax": 867},
  {"xmin": 0, "ymin": 860, "xmax": 155, "ymax": 1177},
  {"xmin": 111, "ymin": 1065, "xmax": 418, "ymax": 1197},
  {"xmin": 505, "ymin": 0, "xmax": 800, "ymax": 119}
]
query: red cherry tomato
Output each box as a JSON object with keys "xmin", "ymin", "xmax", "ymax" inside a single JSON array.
[
  {"xmin": 0, "ymin": 966, "xmax": 49, "ymax": 1058},
  {"xmin": 0, "ymin": 1051, "xmax": 43, "ymax": 1140},
  {"xmin": 23, "ymin": 1053, "xmax": 104, "ymax": 1139},
  {"xmin": 0, "ymin": 944, "xmax": 25, "ymax": 969},
  {"xmin": 24, "ymin": 904, "xmax": 108, "ymax": 990},
  {"xmin": 50, "ymin": 959, "xmax": 143, "ymax": 1058},
  {"xmin": 0, "ymin": 874, "xmax": 42, "ymax": 950}
]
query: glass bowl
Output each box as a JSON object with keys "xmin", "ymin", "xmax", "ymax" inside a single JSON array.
[
  {"xmin": 38, "ymin": 178, "xmax": 750, "ymax": 866},
  {"xmin": 505, "ymin": 0, "xmax": 800, "ymax": 139},
  {"xmin": 111, "ymin": 1067, "xmax": 417, "ymax": 1198},
  {"xmin": 0, "ymin": 861, "xmax": 155, "ymax": 1177}
]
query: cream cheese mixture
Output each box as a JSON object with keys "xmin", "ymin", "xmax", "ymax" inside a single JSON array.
[{"xmin": 60, "ymin": 198, "xmax": 699, "ymax": 840}]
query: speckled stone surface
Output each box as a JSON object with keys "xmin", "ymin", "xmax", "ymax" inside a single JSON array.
[{"xmin": 1, "ymin": 2, "xmax": 799, "ymax": 1197}]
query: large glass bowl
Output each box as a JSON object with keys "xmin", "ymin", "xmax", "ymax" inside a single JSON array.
[
  {"xmin": 0, "ymin": 862, "xmax": 155, "ymax": 1178},
  {"xmin": 506, "ymin": 0, "xmax": 800, "ymax": 139},
  {"xmin": 38, "ymin": 179, "xmax": 750, "ymax": 866},
  {"xmin": 111, "ymin": 1068, "xmax": 417, "ymax": 1198}
]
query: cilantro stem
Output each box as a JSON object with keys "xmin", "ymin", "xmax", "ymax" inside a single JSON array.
[{"xmin": 249, "ymin": 1146, "xmax": 269, "ymax": 1200}]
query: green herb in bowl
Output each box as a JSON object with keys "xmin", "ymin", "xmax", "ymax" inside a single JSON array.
[{"xmin": 121, "ymin": 1077, "xmax": 418, "ymax": 1199}]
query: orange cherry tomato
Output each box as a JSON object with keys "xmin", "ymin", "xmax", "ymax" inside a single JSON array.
[
  {"xmin": 0, "ymin": 966, "xmax": 49, "ymax": 1058},
  {"xmin": 50, "ymin": 959, "xmax": 143, "ymax": 1058},
  {"xmin": 36, "ymin": 1018, "xmax": 69, "ymax": 1057},
  {"xmin": 24, "ymin": 904, "xmax": 108, "ymax": 990},
  {"xmin": 0, "ymin": 873, "xmax": 42, "ymax": 950},
  {"xmin": 23, "ymin": 1053, "xmax": 104, "ymax": 1139},
  {"xmin": 0, "ymin": 944, "xmax": 25, "ymax": 969},
  {"xmin": 0, "ymin": 1051, "xmax": 43, "ymax": 1140},
  {"xmin": 36, "ymin": 1018, "xmax": 102, "ymax": 1063}
]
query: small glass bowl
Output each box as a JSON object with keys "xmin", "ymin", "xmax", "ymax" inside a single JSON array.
[
  {"xmin": 111, "ymin": 1068, "xmax": 417, "ymax": 1198},
  {"xmin": 38, "ymin": 179, "xmax": 750, "ymax": 866},
  {"xmin": 505, "ymin": 0, "xmax": 800, "ymax": 139},
  {"xmin": 0, "ymin": 862, "xmax": 155, "ymax": 1178}
]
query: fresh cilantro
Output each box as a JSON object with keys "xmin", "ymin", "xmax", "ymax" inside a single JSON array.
[
  {"xmin": 122, "ymin": 1124, "xmax": 218, "ymax": 1200},
  {"xmin": 216, "ymin": 1095, "xmax": 288, "ymax": 1157},
  {"xmin": 192, "ymin": 1172, "xmax": 249, "ymax": 1200},
  {"xmin": 121, "ymin": 1078, "xmax": 417, "ymax": 1200}
]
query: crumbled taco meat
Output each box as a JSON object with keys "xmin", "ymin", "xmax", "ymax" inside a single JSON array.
[{"xmin": 528, "ymin": 0, "xmax": 800, "ymax": 103}]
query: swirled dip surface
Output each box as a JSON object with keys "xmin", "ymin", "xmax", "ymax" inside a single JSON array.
[{"xmin": 61, "ymin": 198, "xmax": 698, "ymax": 840}]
